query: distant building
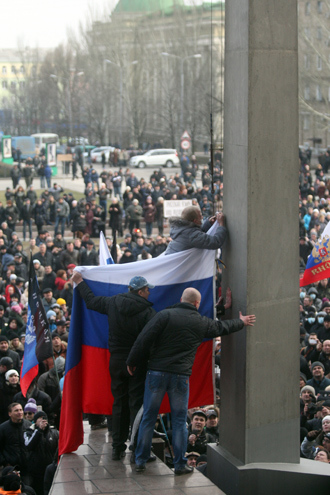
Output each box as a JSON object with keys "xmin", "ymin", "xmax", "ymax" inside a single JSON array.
[
  {"xmin": 0, "ymin": 48, "xmax": 45, "ymax": 134},
  {"xmin": 88, "ymin": 0, "xmax": 225, "ymax": 148},
  {"xmin": 298, "ymin": 0, "xmax": 330, "ymax": 149}
]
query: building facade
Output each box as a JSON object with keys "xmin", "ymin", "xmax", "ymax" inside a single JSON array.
[
  {"xmin": 298, "ymin": 0, "xmax": 330, "ymax": 149},
  {"xmin": 88, "ymin": 0, "xmax": 224, "ymax": 149}
]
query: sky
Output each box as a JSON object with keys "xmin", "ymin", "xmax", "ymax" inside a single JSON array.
[
  {"xmin": 0, "ymin": 0, "xmax": 118, "ymax": 49},
  {"xmin": 0, "ymin": 0, "xmax": 212, "ymax": 50}
]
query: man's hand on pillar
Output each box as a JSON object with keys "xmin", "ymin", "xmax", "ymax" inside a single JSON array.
[{"xmin": 239, "ymin": 312, "xmax": 256, "ymax": 327}]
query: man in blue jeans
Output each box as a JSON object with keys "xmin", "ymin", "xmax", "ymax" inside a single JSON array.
[{"xmin": 127, "ymin": 287, "xmax": 256, "ymax": 475}]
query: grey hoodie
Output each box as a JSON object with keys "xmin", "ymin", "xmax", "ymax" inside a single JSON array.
[{"xmin": 165, "ymin": 217, "xmax": 227, "ymax": 255}]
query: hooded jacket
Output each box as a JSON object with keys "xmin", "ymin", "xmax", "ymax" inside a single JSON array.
[
  {"xmin": 77, "ymin": 281, "xmax": 156, "ymax": 355},
  {"xmin": 165, "ymin": 217, "xmax": 227, "ymax": 255}
]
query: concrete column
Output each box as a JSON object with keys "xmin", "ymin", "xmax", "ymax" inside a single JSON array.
[
  {"xmin": 207, "ymin": 1, "xmax": 330, "ymax": 492},
  {"xmin": 210, "ymin": 0, "xmax": 300, "ymax": 472}
]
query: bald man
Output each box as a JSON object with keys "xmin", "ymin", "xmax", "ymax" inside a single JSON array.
[
  {"xmin": 127, "ymin": 287, "xmax": 255, "ymax": 475},
  {"xmin": 165, "ymin": 206, "xmax": 226, "ymax": 255}
]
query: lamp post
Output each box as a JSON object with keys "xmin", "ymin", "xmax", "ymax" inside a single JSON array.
[
  {"xmin": 162, "ymin": 52, "xmax": 202, "ymax": 134},
  {"xmin": 104, "ymin": 59, "xmax": 138, "ymax": 148},
  {"xmin": 103, "ymin": 59, "xmax": 112, "ymax": 146},
  {"xmin": 50, "ymin": 71, "xmax": 84, "ymax": 140}
]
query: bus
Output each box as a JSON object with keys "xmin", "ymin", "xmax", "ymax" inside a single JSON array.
[{"xmin": 30, "ymin": 133, "xmax": 59, "ymax": 151}]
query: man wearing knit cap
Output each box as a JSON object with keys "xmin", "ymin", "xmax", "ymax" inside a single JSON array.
[
  {"xmin": 24, "ymin": 398, "xmax": 38, "ymax": 422},
  {"xmin": 307, "ymin": 361, "xmax": 330, "ymax": 394},
  {"xmin": 300, "ymin": 385, "xmax": 316, "ymax": 402},
  {"xmin": 311, "ymin": 340, "xmax": 330, "ymax": 375}
]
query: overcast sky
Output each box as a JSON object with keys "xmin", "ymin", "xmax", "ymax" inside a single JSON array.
[
  {"xmin": 1, "ymin": 0, "xmax": 215, "ymax": 50},
  {"xmin": 0, "ymin": 0, "xmax": 118, "ymax": 49}
]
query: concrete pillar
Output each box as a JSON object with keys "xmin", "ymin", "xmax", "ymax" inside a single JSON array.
[
  {"xmin": 220, "ymin": 0, "xmax": 300, "ymax": 463},
  {"xmin": 219, "ymin": 0, "xmax": 300, "ymax": 463},
  {"xmin": 207, "ymin": 0, "xmax": 307, "ymax": 491},
  {"xmin": 208, "ymin": 2, "xmax": 330, "ymax": 492}
]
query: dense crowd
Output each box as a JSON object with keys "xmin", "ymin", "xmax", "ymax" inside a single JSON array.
[
  {"xmin": 299, "ymin": 148, "xmax": 330, "ymax": 465},
  {"xmin": 1, "ymin": 146, "xmax": 330, "ymax": 495},
  {"xmin": 0, "ymin": 153, "xmax": 226, "ymax": 492}
]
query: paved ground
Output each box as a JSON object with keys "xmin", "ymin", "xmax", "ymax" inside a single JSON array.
[{"xmin": 51, "ymin": 422, "xmax": 225, "ymax": 495}]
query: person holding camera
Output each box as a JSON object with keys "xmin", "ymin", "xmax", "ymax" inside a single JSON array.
[
  {"xmin": 186, "ymin": 410, "xmax": 215, "ymax": 456},
  {"xmin": 24, "ymin": 411, "xmax": 59, "ymax": 495},
  {"xmin": 300, "ymin": 385, "xmax": 317, "ymax": 429},
  {"xmin": 301, "ymin": 331, "xmax": 321, "ymax": 360}
]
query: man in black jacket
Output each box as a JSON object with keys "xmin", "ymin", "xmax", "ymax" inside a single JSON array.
[
  {"xmin": 0, "ymin": 403, "xmax": 31, "ymax": 484},
  {"xmin": 186, "ymin": 410, "xmax": 214, "ymax": 454},
  {"xmin": 24, "ymin": 411, "xmax": 59, "ymax": 495},
  {"xmin": 127, "ymin": 287, "xmax": 255, "ymax": 475},
  {"xmin": 72, "ymin": 271, "xmax": 156, "ymax": 460},
  {"xmin": 79, "ymin": 240, "xmax": 98, "ymax": 266}
]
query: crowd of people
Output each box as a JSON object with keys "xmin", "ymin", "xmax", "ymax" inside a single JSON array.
[
  {"xmin": 0, "ymin": 154, "xmax": 228, "ymax": 491},
  {"xmin": 299, "ymin": 147, "xmax": 330, "ymax": 465},
  {"xmin": 1, "ymin": 145, "xmax": 330, "ymax": 495}
]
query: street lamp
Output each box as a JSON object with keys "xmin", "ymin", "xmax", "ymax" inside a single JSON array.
[
  {"xmin": 162, "ymin": 52, "xmax": 202, "ymax": 134},
  {"xmin": 50, "ymin": 71, "xmax": 84, "ymax": 139},
  {"xmin": 103, "ymin": 59, "xmax": 138, "ymax": 148}
]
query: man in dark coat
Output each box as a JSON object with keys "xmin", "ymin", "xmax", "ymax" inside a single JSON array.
[
  {"xmin": 72, "ymin": 272, "xmax": 156, "ymax": 460},
  {"xmin": 307, "ymin": 361, "xmax": 330, "ymax": 394},
  {"xmin": 0, "ymin": 402, "xmax": 31, "ymax": 483},
  {"xmin": 24, "ymin": 411, "xmax": 59, "ymax": 495},
  {"xmin": 32, "ymin": 243, "xmax": 53, "ymax": 268},
  {"xmin": 127, "ymin": 287, "xmax": 255, "ymax": 475},
  {"xmin": 186, "ymin": 410, "xmax": 215, "ymax": 455},
  {"xmin": 79, "ymin": 240, "xmax": 98, "ymax": 266}
]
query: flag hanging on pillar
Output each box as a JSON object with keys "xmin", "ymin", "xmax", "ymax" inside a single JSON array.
[{"xmin": 20, "ymin": 260, "xmax": 53, "ymax": 396}]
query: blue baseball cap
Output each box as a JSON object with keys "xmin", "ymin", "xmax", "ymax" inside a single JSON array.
[{"xmin": 128, "ymin": 276, "xmax": 154, "ymax": 291}]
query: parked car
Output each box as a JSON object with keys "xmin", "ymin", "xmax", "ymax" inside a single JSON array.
[
  {"xmin": 91, "ymin": 146, "xmax": 115, "ymax": 163},
  {"xmin": 129, "ymin": 149, "xmax": 180, "ymax": 168}
]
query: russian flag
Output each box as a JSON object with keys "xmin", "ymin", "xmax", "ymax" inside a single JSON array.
[
  {"xmin": 59, "ymin": 247, "xmax": 217, "ymax": 456},
  {"xmin": 99, "ymin": 231, "xmax": 114, "ymax": 265},
  {"xmin": 300, "ymin": 221, "xmax": 330, "ymax": 287}
]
